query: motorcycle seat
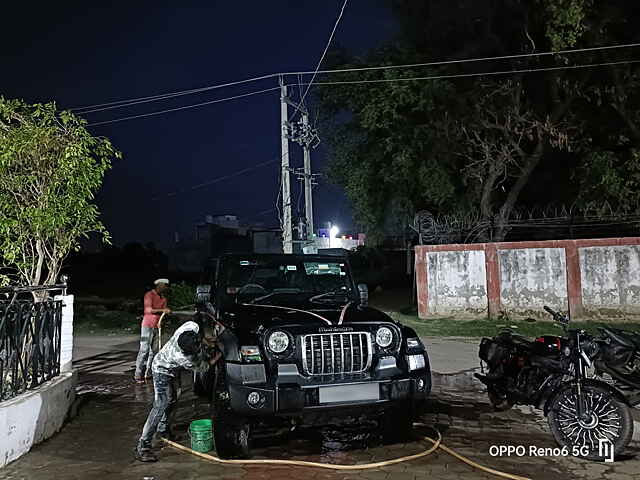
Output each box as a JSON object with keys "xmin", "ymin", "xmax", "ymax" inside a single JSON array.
[
  {"xmin": 500, "ymin": 332, "xmax": 533, "ymax": 347},
  {"xmin": 600, "ymin": 327, "xmax": 639, "ymax": 349}
]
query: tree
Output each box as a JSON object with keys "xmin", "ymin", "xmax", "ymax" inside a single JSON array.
[
  {"xmin": 458, "ymin": 79, "xmax": 573, "ymax": 240},
  {"xmin": 574, "ymin": 150, "xmax": 640, "ymax": 214},
  {"xmin": 318, "ymin": 47, "xmax": 469, "ymax": 244},
  {"xmin": 319, "ymin": 0, "xmax": 640, "ymax": 243},
  {"xmin": 0, "ymin": 97, "xmax": 121, "ymax": 289}
]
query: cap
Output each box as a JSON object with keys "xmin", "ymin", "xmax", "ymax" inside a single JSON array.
[{"xmin": 154, "ymin": 278, "xmax": 170, "ymax": 286}]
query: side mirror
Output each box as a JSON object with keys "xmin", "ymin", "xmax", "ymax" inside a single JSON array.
[
  {"xmin": 357, "ymin": 283, "xmax": 368, "ymax": 308},
  {"xmin": 196, "ymin": 284, "xmax": 211, "ymax": 304}
]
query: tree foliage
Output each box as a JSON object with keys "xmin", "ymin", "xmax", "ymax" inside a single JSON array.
[
  {"xmin": 0, "ymin": 97, "xmax": 121, "ymax": 287},
  {"xmin": 318, "ymin": 0, "xmax": 640, "ymax": 243}
]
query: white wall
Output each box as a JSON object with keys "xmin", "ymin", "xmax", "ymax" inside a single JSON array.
[
  {"xmin": 0, "ymin": 372, "xmax": 77, "ymax": 467},
  {"xmin": 427, "ymin": 250, "xmax": 487, "ymax": 314},
  {"xmin": 499, "ymin": 248, "xmax": 567, "ymax": 313},
  {"xmin": 580, "ymin": 246, "xmax": 640, "ymax": 314},
  {"xmin": 55, "ymin": 294, "xmax": 74, "ymax": 372}
]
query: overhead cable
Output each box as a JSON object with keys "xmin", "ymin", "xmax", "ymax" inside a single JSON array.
[
  {"xmin": 154, "ymin": 158, "xmax": 280, "ymax": 200},
  {"xmin": 87, "ymin": 86, "xmax": 280, "ymax": 126},
  {"xmin": 93, "ymin": 58, "xmax": 640, "ymax": 127},
  {"xmin": 153, "ymin": 151, "xmax": 290, "ymax": 200},
  {"xmin": 300, "ymin": 59, "xmax": 640, "ymax": 86},
  {"xmin": 71, "ymin": 42, "xmax": 640, "ymax": 114},
  {"xmin": 290, "ymin": 0, "xmax": 349, "ymax": 118}
]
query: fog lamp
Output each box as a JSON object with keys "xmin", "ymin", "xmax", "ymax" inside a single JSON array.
[{"xmin": 408, "ymin": 354, "xmax": 426, "ymax": 371}]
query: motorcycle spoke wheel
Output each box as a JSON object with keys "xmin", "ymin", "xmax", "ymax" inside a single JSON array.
[{"xmin": 548, "ymin": 384, "xmax": 633, "ymax": 460}]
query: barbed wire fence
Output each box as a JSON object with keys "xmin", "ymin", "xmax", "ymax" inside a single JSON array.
[{"xmin": 411, "ymin": 203, "xmax": 640, "ymax": 245}]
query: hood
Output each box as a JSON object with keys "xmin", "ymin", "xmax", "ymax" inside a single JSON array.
[{"xmin": 224, "ymin": 302, "xmax": 393, "ymax": 328}]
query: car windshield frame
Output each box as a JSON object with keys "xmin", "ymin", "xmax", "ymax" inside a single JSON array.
[{"xmin": 218, "ymin": 255, "xmax": 357, "ymax": 307}]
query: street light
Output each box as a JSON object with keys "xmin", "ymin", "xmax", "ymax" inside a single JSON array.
[{"xmin": 329, "ymin": 225, "xmax": 339, "ymax": 248}]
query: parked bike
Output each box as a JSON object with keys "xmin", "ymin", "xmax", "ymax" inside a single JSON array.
[
  {"xmin": 592, "ymin": 325, "xmax": 640, "ymax": 407},
  {"xmin": 475, "ymin": 306, "xmax": 634, "ymax": 460}
]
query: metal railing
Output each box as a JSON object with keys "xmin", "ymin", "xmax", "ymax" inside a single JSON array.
[{"xmin": 0, "ymin": 284, "xmax": 66, "ymax": 402}]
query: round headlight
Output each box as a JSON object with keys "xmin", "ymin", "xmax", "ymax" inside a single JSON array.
[
  {"xmin": 376, "ymin": 327, "xmax": 393, "ymax": 348},
  {"xmin": 268, "ymin": 331, "xmax": 289, "ymax": 353}
]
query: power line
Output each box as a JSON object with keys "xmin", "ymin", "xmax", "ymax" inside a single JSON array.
[
  {"xmin": 70, "ymin": 42, "xmax": 640, "ymax": 114},
  {"xmin": 87, "ymin": 86, "xmax": 280, "ymax": 126},
  {"xmin": 291, "ymin": 0, "xmax": 348, "ymax": 119},
  {"xmin": 71, "ymin": 73, "xmax": 281, "ymax": 113},
  {"xmin": 297, "ymin": 41, "xmax": 640, "ymax": 76},
  {"xmin": 299, "ymin": 58, "xmax": 640, "ymax": 86},
  {"xmin": 153, "ymin": 155, "xmax": 283, "ymax": 200},
  {"xmin": 94, "ymin": 58, "xmax": 640, "ymax": 127}
]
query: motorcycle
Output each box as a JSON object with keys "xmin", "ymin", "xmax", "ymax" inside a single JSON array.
[
  {"xmin": 475, "ymin": 306, "xmax": 634, "ymax": 460},
  {"xmin": 593, "ymin": 325, "xmax": 640, "ymax": 407}
]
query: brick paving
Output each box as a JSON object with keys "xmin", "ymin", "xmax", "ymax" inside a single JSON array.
[{"xmin": 2, "ymin": 373, "xmax": 639, "ymax": 480}]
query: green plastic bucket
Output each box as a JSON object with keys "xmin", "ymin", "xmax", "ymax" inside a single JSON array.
[{"xmin": 189, "ymin": 419, "xmax": 214, "ymax": 453}]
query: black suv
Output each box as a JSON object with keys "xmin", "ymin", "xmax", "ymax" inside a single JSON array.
[{"xmin": 193, "ymin": 253, "xmax": 431, "ymax": 458}]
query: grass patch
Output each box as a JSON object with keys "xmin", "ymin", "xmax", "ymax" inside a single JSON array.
[
  {"xmin": 388, "ymin": 311, "xmax": 640, "ymax": 338},
  {"xmin": 73, "ymin": 304, "xmax": 139, "ymax": 335}
]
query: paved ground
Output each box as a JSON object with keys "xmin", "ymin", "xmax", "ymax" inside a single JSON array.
[{"xmin": 3, "ymin": 335, "xmax": 639, "ymax": 480}]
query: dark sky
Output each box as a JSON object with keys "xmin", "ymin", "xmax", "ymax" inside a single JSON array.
[{"xmin": 3, "ymin": 1, "xmax": 397, "ymax": 250}]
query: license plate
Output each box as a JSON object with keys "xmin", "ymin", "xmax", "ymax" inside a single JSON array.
[{"xmin": 319, "ymin": 383, "xmax": 379, "ymax": 404}]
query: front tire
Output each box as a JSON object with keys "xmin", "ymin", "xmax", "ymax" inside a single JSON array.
[
  {"xmin": 547, "ymin": 383, "xmax": 633, "ymax": 461},
  {"xmin": 210, "ymin": 362, "xmax": 252, "ymax": 459},
  {"xmin": 214, "ymin": 413, "xmax": 251, "ymax": 459},
  {"xmin": 380, "ymin": 403, "xmax": 414, "ymax": 443}
]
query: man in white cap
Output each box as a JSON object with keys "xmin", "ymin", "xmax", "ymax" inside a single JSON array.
[{"xmin": 134, "ymin": 278, "xmax": 171, "ymax": 383}]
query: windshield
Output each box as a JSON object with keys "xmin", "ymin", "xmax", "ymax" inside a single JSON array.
[{"xmin": 222, "ymin": 258, "xmax": 354, "ymax": 304}]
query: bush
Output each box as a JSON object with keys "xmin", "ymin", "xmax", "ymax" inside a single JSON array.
[{"xmin": 168, "ymin": 282, "xmax": 196, "ymax": 310}]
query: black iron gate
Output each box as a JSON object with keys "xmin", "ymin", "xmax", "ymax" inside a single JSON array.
[{"xmin": 0, "ymin": 285, "xmax": 66, "ymax": 402}]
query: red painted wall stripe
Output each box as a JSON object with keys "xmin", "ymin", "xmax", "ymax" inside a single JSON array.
[
  {"xmin": 415, "ymin": 249, "xmax": 429, "ymax": 318},
  {"xmin": 565, "ymin": 243, "xmax": 584, "ymax": 318},
  {"xmin": 485, "ymin": 244, "xmax": 501, "ymax": 318}
]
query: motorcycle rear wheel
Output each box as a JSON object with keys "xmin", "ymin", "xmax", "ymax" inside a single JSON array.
[{"xmin": 547, "ymin": 384, "xmax": 633, "ymax": 461}]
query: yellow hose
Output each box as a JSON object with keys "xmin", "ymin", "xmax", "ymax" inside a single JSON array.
[{"xmin": 162, "ymin": 425, "xmax": 531, "ymax": 480}]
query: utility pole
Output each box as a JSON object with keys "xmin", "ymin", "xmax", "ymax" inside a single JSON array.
[
  {"xmin": 280, "ymin": 76, "xmax": 293, "ymax": 254},
  {"xmin": 301, "ymin": 111, "xmax": 314, "ymax": 239}
]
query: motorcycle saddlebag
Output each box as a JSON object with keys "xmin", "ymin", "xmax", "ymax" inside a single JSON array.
[{"xmin": 479, "ymin": 337, "xmax": 510, "ymax": 367}]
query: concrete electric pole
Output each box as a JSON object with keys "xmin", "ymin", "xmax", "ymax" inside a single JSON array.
[
  {"xmin": 301, "ymin": 111, "xmax": 314, "ymax": 239},
  {"xmin": 280, "ymin": 76, "xmax": 293, "ymax": 254}
]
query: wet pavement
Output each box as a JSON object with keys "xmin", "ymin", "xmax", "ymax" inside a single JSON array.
[{"xmin": 2, "ymin": 345, "xmax": 640, "ymax": 480}]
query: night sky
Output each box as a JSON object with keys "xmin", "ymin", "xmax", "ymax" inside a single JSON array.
[{"xmin": 3, "ymin": 1, "xmax": 397, "ymax": 250}]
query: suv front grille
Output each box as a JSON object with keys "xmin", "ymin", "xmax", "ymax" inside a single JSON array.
[{"xmin": 302, "ymin": 332, "xmax": 372, "ymax": 375}]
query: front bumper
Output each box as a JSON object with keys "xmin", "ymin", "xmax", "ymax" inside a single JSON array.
[{"xmin": 226, "ymin": 372, "xmax": 431, "ymax": 416}]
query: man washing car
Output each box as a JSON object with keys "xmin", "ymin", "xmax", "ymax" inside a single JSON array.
[
  {"xmin": 134, "ymin": 278, "xmax": 171, "ymax": 383},
  {"xmin": 135, "ymin": 321, "xmax": 221, "ymax": 462}
]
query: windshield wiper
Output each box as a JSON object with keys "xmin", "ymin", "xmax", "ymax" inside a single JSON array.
[
  {"xmin": 309, "ymin": 289, "xmax": 350, "ymax": 303},
  {"xmin": 248, "ymin": 289, "xmax": 304, "ymax": 305}
]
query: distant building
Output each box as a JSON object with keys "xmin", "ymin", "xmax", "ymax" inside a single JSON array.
[
  {"xmin": 168, "ymin": 215, "xmax": 282, "ymax": 272},
  {"xmin": 203, "ymin": 214, "xmax": 240, "ymax": 230}
]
